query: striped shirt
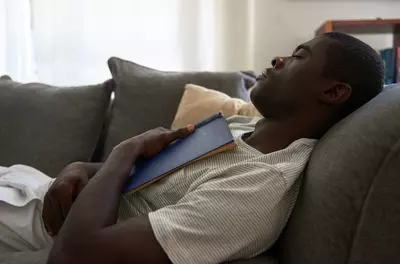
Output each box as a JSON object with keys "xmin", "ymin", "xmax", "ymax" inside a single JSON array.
[{"xmin": 118, "ymin": 116, "xmax": 317, "ymax": 264}]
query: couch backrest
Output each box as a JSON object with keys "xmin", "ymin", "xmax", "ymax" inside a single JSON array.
[
  {"xmin": 100, "ymin": 57, "xmax": 251, "ymax": 160},
  {"xmin": 277, "ymin": 84, "xmax": 400, "ymax": 264},
  {"xmin": 0, "ymin": 77, "xmax": 113, "ymax": 176}
]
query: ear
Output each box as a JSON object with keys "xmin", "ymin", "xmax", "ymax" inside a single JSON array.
[{"xmin": 320, "ymin": 83, "xmax": 352, "ymax": 105}]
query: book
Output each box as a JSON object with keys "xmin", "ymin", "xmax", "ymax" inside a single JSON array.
[
  {"xmin": 397, "ymin": 47, "xmax": 400, "ymax": 83},
  {"xmin": 123, "ymin": 112, "xmax": 237, "ymax": 193},
  {"xmin": 380, "ymin": 48, "xmax": 395, "ymax": 85}
]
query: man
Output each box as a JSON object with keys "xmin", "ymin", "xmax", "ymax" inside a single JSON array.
[{"xmin": 0, "ymin": 32, "xmax": 384, "ymax": 264}]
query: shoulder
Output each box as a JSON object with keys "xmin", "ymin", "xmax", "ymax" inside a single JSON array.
[
  {"xmin": 229, "ymin": 137, "xmax": 317, "ymax": 187},
  {"xmin": 264, "ymin": 138, "xmax": 318, "ymax": 185}
]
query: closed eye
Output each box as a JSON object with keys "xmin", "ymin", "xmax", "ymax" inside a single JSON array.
[{"xmin": 292, "ymin": 55, "xmax": 302, "ymax": 59}]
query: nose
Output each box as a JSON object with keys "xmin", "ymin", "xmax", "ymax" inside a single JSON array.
[{"xmin": 271, "ymin": 57, "xmax": 284, "ymax": 69}]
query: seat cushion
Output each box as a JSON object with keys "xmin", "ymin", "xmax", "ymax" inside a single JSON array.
[
  {"xmin": 101, "ymin": 57, "xmax": 249, "ymax": 159},
  {"xmin": 277, "ymin": 84, "xmax": 400, "ymax": 264},
  {"xmin": 227, "ymin": 253, "xmax": 277, "ymax": 264},
  {"xmin": 0, "ymin": 249, "xmax": 277, "ymax": 264},
  {"xmin": 0, "ymin": 249, "xmax": 49, "ymax": 264},
  {"xmin": 0, "ymin": 77, "xmax": 113, "ymax": 177}
]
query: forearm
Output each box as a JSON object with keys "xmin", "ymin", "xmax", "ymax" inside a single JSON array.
[
  {"xmin": 54, "ymin": 162, "xmax": 103, "ymax": 180},
  {"xmin": 82, "ymin": 162, "xmax": 103, "ymax": 179}
]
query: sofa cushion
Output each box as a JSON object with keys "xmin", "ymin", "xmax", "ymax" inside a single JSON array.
[
  {"xmin": 0, "ymin": 247, "xmax": 277, "ymax": 264},
  {"xmin": 0, "ymin": 75, "xmax": 12, "ymax": 80},
  {"xmin": 0, "ymin": 78, "xmax": 113, "ymax": 177},
  {"xmin": 239, "ymin": 71, "xmax": 257, "ymax": 90},
  {"xmin": 277, "ymin": 83, "xmax": 400, "ymax": 264},
  {"xmin": 102, "ymin": 57, "xmax": 249, "ymax": 159},
  {"xmin": 0, "ymin": 249, "xmax": 50, "ymax": 264}
]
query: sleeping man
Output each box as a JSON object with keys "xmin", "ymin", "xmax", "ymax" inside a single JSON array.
[{"xmin": 0, "ymin": 32, "xmax": 384, "ymax": 264}]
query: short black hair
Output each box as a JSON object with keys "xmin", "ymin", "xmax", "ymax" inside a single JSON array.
[{"xmin": 321, "ymin": 32, "xmax": 384, "ymax": 115}]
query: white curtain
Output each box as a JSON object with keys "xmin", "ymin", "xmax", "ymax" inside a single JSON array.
[
  {"xmin": 31, "ymin": 0, "xmax": 186, "ymax": 85},
  {"xmin": 3, "ymin": 0, "xmax": 399, "ymax": 86},
  {"xmin": 0, "ymin": 0, "xmax": 253, "ymax": 86},
  {"xmin": 0, "ymin": 0, "xmax": 36, "ymax": 82}
]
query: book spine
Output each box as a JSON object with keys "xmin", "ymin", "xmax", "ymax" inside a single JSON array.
[
  {"xmin": 380, "ymin": 49, "xmax": 388, "ymax": 84},
  {"xmin": 380, "ymin": 49, "xmax": 395, "ymax": 85},
  {"xmin": 388, "ymin": 48, "xmax": 395, "ymax": 84},
  {"xmin": 397, "ymin": 47, "xmax": 400, "ymax": 83},
  {"xmin": 194, "ymin": 111, "xmax": 223, "ymax": 129}
]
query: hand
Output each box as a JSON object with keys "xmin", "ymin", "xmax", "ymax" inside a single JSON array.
[
  {"xmin": 104, "ymin": 125, "xmax": 195, "ymax": 177},
  {"xmin": 42, "ymin": 162, "xmax": 102, "ymax": 236},
  {"xmin": 132, "ymin": 125, "xmax": 195, "ymax": 158}
]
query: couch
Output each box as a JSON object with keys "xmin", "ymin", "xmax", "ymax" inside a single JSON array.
[{"xmin": 1, "ymin": 57, "xmax": 399, "ymax": 264}]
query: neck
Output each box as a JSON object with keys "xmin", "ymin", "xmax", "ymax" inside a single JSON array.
[{"xmin": 245, "ymin": 115, "xmax": 330, "ymax": 154}]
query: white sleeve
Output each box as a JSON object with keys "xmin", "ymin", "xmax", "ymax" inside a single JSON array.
[{"xmin": 148, "ymin": 163, "xmax": 289, "ymax": 264}]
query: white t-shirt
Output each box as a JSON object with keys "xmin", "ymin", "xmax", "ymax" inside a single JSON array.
[{"xmin": 118, "ymin": 116, "xmax": 317, "ymax": 264}]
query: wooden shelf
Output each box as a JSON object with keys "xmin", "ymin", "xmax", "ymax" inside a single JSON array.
[
  {"xmin": 316, "ymin": 19, "xmax": 400, "ymax": 35},
  {"xmin": 316, "ymin": 19, "xmax": 400, "ymax": 48}
]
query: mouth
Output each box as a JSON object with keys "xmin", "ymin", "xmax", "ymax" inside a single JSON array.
[
  {"xmin": 256, "ymin": 75, "xmax": 265, "ymax": 81},
  {"xmin": 256, "ymin": 70, "xmax": 269, "ymax": 81}
]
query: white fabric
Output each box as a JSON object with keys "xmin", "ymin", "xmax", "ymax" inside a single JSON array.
[{"xmin": 0, "ymin": 165, "xmax": 54, "ymax": 253}]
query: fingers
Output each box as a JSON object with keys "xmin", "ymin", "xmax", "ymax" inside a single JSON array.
[
  {"xmin": 42, "ymin": 166, "xmax": 92, "ymax": 237},
  {"xmin": 47, "ymin": 193, "xmax": 64, "ymax": 236},
  {"xmin": 42, "ymin": 194, "xmax": 54, "ymax": 236},
  {"xmin": 45, "ymin": 181, "xmax": 75, "ymax": 236},
  {"xmin": 114, "ymin": 125, "xmax": 195, "ymax": 160},
  {"xmin": 60, "ymin": 189, "xmax": 73, "ymax": 219},
  {"xmin": 164, "ymin": 124, "xmax": 194, "ymax": 143}
]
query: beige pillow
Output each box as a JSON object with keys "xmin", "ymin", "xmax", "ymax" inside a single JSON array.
[{"xmin": 171, "ymin": 84, "xmax": 261, "ymax": 130}]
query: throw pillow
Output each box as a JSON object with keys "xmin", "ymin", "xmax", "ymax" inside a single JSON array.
[
  {"xmin": 171, "ymin": 84, "xmax": 261, "ymax": 130},
  {"xmin": 102, "ymin": 57, "xmax": 249, "ymax": 160},
  {"xmin": 0, "ymin": 77, "xmax": 113, "ymax": 177},
  {"xmin": 240, "ymin": 71, "xmax": 257, "ymax": 90}
]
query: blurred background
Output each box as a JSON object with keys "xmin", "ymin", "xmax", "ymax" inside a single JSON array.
[{"xmin": 1, "ymin": 0, "xmax": 400, "ymax": 85}]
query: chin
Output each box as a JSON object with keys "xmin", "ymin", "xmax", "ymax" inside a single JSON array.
[
  {"xmin": 249, "ymin": 95, "xmax": 265, "ymax": 117},
  {"xmin": 249, "ymin": 88, "xmax": 273, "ymax": 118},
  {"xmin": 249, "ymin": 84, "xmax": 261, "ymax": 103},
  {"xmin": 249, "ymin": 89, "xmax": 256, "ymax": 104}
]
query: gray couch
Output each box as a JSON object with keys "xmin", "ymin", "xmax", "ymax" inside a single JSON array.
[{"xmin": 1, "ymin": 57, "xmax": 399, "ymax": 264}]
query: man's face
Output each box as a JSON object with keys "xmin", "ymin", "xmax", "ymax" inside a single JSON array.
[{"xmin": 250, "ymin": 36, "xmax": 331, "ymax": 118}]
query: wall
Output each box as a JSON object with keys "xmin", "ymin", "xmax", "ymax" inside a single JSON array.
[
  {"xmin": 0, "ymin": 1, "xmax": 5, "ymax": 74},
  {"xmin": 250, "ymin": 0, "xmax": 400, "ymax": 72},
  {"xmin": 214, "ymin": 0, "xmax": 253, "ymax": 71}
]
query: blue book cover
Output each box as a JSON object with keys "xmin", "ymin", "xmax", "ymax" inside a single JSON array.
[{"xmin": 123, "ymin": 112, "xmax": 237, "ymax": 193}]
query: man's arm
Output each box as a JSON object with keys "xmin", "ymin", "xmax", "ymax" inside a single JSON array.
[{"xmin": 47, "ymin": 127, "xmax": 193, "ymax": 264}]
